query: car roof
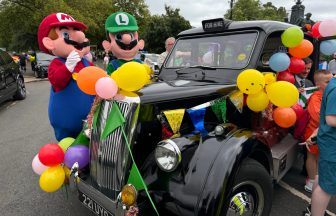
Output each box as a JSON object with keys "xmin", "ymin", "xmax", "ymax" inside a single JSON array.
[{"xmin": 178, "ymin": 20, "xmax": 295, "ymax": 36}]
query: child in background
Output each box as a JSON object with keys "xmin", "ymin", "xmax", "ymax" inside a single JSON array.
[{"xmin": 303, "ymin": 70, "xmax": 333, "ymax": 193}]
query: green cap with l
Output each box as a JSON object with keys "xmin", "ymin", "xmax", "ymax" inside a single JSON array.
[{"xmin": 105, "ymin": 12, "xmax": 138, "ymax": 33}]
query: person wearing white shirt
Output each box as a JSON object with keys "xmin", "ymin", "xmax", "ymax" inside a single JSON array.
[{"xmin": 158, "ymin": 37, "xmax": 175, "ymax": 68}]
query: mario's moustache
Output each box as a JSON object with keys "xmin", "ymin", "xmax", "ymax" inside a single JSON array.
[{"xmin": 64, "ymin": 38, "xmax": 90, "ymax": 50}]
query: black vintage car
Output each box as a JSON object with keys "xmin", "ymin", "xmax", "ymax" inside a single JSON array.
[
  {"xmin": 70, "ymin": 19, "xmax": 327, "ymax": 216},
  {"xmin": 0, "ymin": 49, "xmax": 26, "ymax": 104}
]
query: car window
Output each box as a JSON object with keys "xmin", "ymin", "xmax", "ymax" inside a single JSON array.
[
  {"xmin": 36, "ymin": 52, "xmax": 55, "ymax": 61},
  {"xmin": 165, "ymin": 32, "xmax": 258, "ymax": 69},
  {"xmin": 0, "ymin": 50, "xmax": 14, "ymax": 64}
]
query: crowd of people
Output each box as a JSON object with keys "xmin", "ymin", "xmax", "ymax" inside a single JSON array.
[{"xmin": 292, "ymin": 57, "xmax": 336, "ymax": 216}]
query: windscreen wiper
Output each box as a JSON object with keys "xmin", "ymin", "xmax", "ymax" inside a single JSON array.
[
  {"xmin": 175, "ymin": 65, "xmax": 218, "ymax": 82},
  {"xmin": 176, "ymin": 65, "xmax": 216, "ymax": 73}
]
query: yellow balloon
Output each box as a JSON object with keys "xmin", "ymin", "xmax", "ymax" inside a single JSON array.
[
  {"xmin": 118, "ymin": 90, "xmax": 139, "ymax": 97},
  {"xmin": 237, "ymin": 69, "xmax": 265, "ymax": 94},
  {"xmin": 39, "ymin": 165, "xmax": 65, "ymax": 193},
  {"xmin": 262, "ymin": 72, "xmax": 276, "ymax": 85},
  {"xmin": 247, "ymin": 91, "xmax": 270, "ymax": 112},
  {"xmin": 111, "ymin": 62, "xmax": 150, "ymax": 92},
  {"xmin": 266, "ymin": 81, "xmax": 299, "ymax": 108},
  {"xmin": 143, "ymin": 64, "xmax": 153, "ymax": 76}
]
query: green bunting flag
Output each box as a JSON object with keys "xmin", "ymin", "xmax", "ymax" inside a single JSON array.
[
  {"xmin": 211, "ymin": 98, "xmax": 227, "ymax": 123},
  {"xmin": 101, "ymin": 102, "xmax": 125, "ymax": 140}
]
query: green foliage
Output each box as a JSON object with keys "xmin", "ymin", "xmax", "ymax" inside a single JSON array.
[
  {"xmin": 224, "ymin": 0, "xmax": 287, "ymax": 22},
  {"xmin": 0, "ymin": 0, "xmax": 191, "ymax": 53},
  {"xmin": 0, "ymin": 0, "xmax": 148, "ymax": 51},
  {"xmin": 142, "ymin": 5, "xmax": 191, "ymax": 54}
]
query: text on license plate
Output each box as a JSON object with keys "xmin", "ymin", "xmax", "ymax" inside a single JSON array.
[{"xmin": 79, "ymin": 191, "xmax": 114, "ymax": 216}]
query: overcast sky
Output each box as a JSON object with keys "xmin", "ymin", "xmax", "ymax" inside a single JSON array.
[{"xmin": 145, "ymin": 0, "xmax": 336, "ymax": 27}]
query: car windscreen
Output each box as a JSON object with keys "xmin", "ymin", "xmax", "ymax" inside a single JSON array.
[
  {"xmin": 165, "ymin": 32, "xmax": 258, "ymax": 69},
  {"xmin": 145, "ymin": 54, "xmax": 159, "ymax": 62},
  {"xmin": 36, "ymin": 53, "xmax": 55, "ymax": 61}
]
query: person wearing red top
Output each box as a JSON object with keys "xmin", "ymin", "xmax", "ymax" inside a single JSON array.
[
  {"xmin": 37, "ymin": 13, "xmax": 94, "ymax": 141},
  {"xmin": 303, "ymin": 69, "xmax": 333, "ymax": 193}
]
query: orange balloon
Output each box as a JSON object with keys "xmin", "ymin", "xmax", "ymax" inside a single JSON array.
[
  {"xmin": 273, "ymin": 107, "xmax": 297, "ymax": 128},
  {"xmin": 288, "ymin": 39, "xmax": 313, "ymax": 59},
  {"xmin": 77, "ymin": 66, "xmax": 108, "ymax": 95}
]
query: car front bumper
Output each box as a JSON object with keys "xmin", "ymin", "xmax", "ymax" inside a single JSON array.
[{"xmin": 76, "ymin": 176, "xmax": 126, "ymax": 216}]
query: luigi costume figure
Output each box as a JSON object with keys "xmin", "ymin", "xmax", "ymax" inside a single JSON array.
[{"xmin": 102, "ymin": 12, "xmax": 145, "ymax": 75}]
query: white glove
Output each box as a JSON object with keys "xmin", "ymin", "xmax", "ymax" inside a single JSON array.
[{"xmin": 65, "ymin": 50, "xmax": 81, "ymax": 73}]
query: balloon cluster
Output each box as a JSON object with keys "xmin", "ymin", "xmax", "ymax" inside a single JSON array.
[
  {"xmin": 32, "ymin": 137, "xmax": 89, "ymax": 193},
  {"xmin": 240, "ymin": 25, "xmax": 316, "ymax": 128},
  {"xmin": 237, "ymin": 69, "xmax": 299, "ymax": 128},
  {"xmin": 308, "ymin": 20, "xmax": 336, "ymax": 55},
  {"xmin": 269, "ymin": 26, "xmax": 313, "ymax": 85},
  {"xmin": 77, "ymin": 62, "xmax": 151, "ymax": 99}
]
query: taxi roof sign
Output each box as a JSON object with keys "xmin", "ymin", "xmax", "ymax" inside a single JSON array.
[{"xmin": 202, "ymin": 18, "xmax": 231, "ymax": 32}]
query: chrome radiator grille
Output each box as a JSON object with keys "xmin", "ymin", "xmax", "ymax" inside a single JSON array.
[{"xmin": 90, "ymin": 99, "xmax": 139, "ymax": 200}]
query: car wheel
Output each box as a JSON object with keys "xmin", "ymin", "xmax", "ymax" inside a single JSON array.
[
  {"xmin": 225, "ymin": 159, "xmax": 272, "ymax": 216},
  {"xmin": 13, "ymin": 77, "xmax": 26, "ymax": 100}
]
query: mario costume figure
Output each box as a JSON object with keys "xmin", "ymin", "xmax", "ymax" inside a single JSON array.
[
  {"xmin": 102, "ymin": 12, "xmax": 145, "ymax": 75},
  {"xmin": 37, "ymin": 13, "xmax": 95, "ymax": 141}
]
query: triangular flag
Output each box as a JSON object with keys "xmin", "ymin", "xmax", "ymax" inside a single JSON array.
[
  {"xmin": 187, "ymin": 107, "xmax": 207, "ymax": 136},
  {"xmin": 163, "ymin": 109, "xmax": 185, "ymax": 134},
  {"xmin": 211, "ymin": 98, "xmax": 227, "ymax": 123},
  {"xmin": 101, "ymin": 102, "xmax": 125, "ymax": 140},
  {"xmin": 229, "ymin": 90, "xmax": 244, "ymax": 113}
]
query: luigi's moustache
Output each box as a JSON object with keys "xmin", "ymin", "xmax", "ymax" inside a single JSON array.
[
  {"xmin": 116, "ymin": 39, "xmax": 138, "ymax": 50},
  {"xmin": 64, "ymin": 38, "xmax": 90, "ymax": 49}
]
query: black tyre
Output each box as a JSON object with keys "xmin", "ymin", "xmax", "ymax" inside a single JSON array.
[
  {"xmin": 226, "ymin": 159, "xmax": 272, "ymax": 216},
  {"xmin": 13, "ymin": 77, "xmax": 26, "ymax": 100},
  {"xmin": 34, "ymin": 68, "xmax": 42, "ymax": 78}
]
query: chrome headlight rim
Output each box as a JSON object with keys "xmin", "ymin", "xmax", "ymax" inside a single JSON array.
[{"xmin": 155, "ymin": 139, "xmax": 182, "ymax": 172}]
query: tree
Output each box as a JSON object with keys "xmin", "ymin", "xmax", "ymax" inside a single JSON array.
[
  {"xmin": 224, "ymin": 0, "xmax": 287, "ymax": 22},
  {"xmin": 0, "ymin": 0, "xmax": 149, "ymax": 51},
  {"xmin": 142, "ymin": 5, "xmax": 191, "ymax": 54}
]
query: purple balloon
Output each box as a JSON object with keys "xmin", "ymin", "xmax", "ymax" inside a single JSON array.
[{"xmin": 64, "ymin": 145, "xmax": 90, "ymax": 169}]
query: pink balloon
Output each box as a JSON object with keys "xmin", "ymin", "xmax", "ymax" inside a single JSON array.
[
  {"xmin": 32, "ymin": 154, "xmax": 48, "ymax": 175},
  {"xmin": 95, "ymin": 77, "xmax": 118, "ymax": 99},
  {"xmin": 319, "ymin": 20, "xmax": 336, "ymax": 37}
]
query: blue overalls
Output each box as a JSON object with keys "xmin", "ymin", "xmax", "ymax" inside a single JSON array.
[{"xmin": 48, "ymin": 58, "xmax": 95, "ymax": 141}]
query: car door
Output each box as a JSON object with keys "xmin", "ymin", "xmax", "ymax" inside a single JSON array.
[
  {"xmin": 0, "ymin": 54, "xmax": 5, "ymax": 91},
  {"xmin": 0, "ymin": 50, "xmax": 17, "ymax": 88}
]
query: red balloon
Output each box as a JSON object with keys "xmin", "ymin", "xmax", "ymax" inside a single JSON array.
[
  {"xmin": 277, "ymin": 70, "xmax": 295, "ymax": 84},
  {"xmin": 289, "ymin": 57, "xmax": 305, "ymax": 74},
  {"xmin": 38, "ymin": 144, "xmax": 64, "ymax": 166},
  {"xmin": 291, "ymin": 103, "xmax": 305, "ymax": 119},
  {"xmin": 312, "ymin": 22, "xmax": 321, "ymax": 38},
  {"xmin": 273, "ymin": 107, "xmax": 297, "ymax": 128}
]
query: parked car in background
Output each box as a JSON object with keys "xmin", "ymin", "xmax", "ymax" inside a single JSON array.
[
  {"xmin": 143, "ymin": 53, "xmax": 160, "ymax": 74},
  {"xmin": 34, "ymin": 52, "xmax": 56, "ymax": 78},
  {"xmin": 0, "ymin": 49, "xmax": 26, "ymax": 104}
]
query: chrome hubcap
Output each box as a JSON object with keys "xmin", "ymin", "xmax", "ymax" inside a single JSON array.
[{"xmin": 227, "ymin": 181, "xmax": 264, "ymax": 216}]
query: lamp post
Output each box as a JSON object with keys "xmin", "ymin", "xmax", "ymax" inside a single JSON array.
[{"xmin": 229, "ymin": 0, "xmax": 234, "ymax": 20}]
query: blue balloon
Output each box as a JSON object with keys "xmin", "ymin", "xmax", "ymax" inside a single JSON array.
[
  {"xmin": 320, "ymin": 40, "xmax": 336, "ymax": 55},
  {"xmin": 269, "ymin": 53, "xmax": 290, "ymax": 72}
]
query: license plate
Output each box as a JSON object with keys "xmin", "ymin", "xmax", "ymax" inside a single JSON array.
[{"xmin": 79, "ymin": 191, "xmax": 114, "ymax": 216}]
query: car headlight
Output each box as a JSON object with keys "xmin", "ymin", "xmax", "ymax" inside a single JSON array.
[{"xmin": 155, "ymin": 139, "xmax": 181, "ymax": 172}]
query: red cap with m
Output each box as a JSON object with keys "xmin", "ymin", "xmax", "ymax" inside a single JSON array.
[{"xmin": 37, "ymin": 13, "xmax": 87, "ymax": 53}]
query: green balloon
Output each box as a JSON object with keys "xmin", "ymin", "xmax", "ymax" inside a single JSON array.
[
  {"xmin": 58, "ymin": 137, "xmax": 75, "ymax": 152},
  {"xmin": 281, "ymin": 26, "xmax": 304, "ymax": 48}
]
